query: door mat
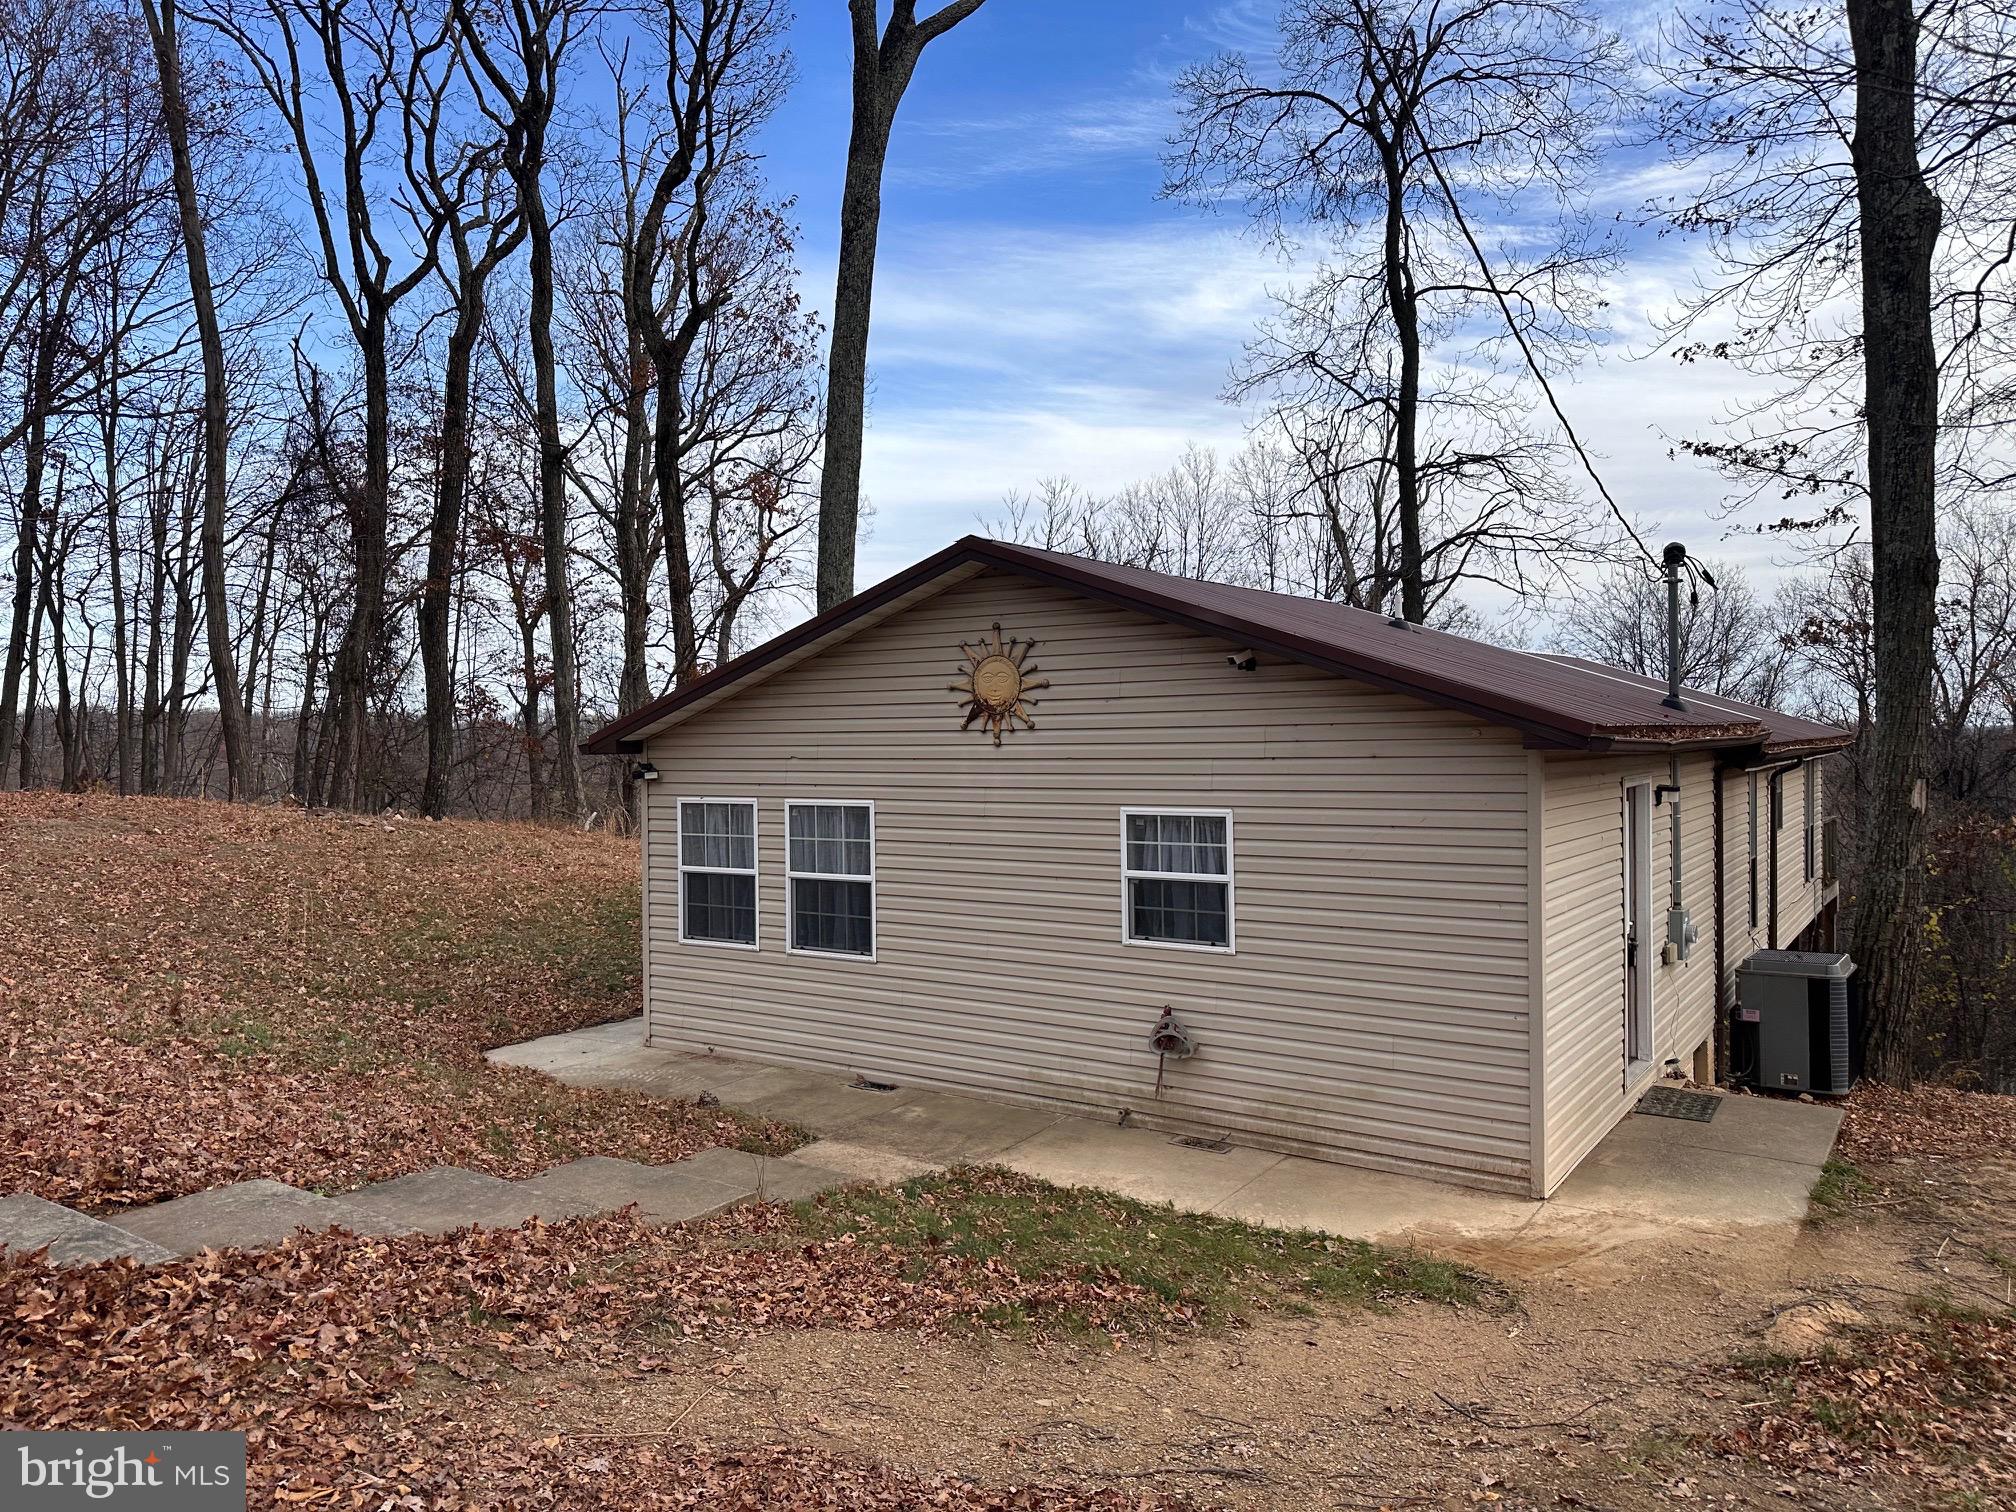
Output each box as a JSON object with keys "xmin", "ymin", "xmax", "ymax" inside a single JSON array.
[{"xmin": 1635, "ymin": 1086, "xmax": 1721, "ymax": 1122}]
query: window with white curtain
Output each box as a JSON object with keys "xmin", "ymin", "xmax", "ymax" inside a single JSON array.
[
  {"xmin": 1121, "ymin": 809, "xmax": 1233, "ymax": 950},
  {"xmin": 787, "ymin": 802, "xmax": 875, "ymax": 958},
  {"xmin": 678, "ymin": 799, "xmax": 757, "ymax": 947}
]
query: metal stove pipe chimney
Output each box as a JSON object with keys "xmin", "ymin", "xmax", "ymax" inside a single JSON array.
[{"xmin": 1662, "ymin": 542, "xmax": 1688, "ymax": 712}]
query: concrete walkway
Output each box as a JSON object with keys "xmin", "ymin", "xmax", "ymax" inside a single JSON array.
[
  {"xmin": 0, "ymin": 1145, "xmax": 852, "ymax": 1268},
  {"xmin": 489, "ymin": 1018, "xmax": 1845, "ymax": 1253}
]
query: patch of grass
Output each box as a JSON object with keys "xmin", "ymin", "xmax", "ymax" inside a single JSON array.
[
  {"xmin": 798, "ymin": 1165, "xmax": 1491, "ymax": 1327},
  {"xmin": 1619, "ymin": 1427, "xmax": 1691, "ymax": 1472},
  {"xmin": 475, "ymin": 886, "xmax": 642, "ymax": 1026},
  {"xmin": 1977, "ymin": 1245, "xmax": 2016, "ymax": 1282},
  {"xmin": 215, "ymin": 1013, "xmax": 276, "ymax": 1058},
  {"xmin": 1807, "ymin": 1156, "xmax": 1876, "ymax": 1221}
]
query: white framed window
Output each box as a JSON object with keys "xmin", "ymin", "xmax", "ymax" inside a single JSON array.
[
  {"xmin": 678, "ymin": 798, "xmax": 758, "ymax": 948},
  {"xmin": 786, "ymin": 801, "xmax": 875, "ymax": 959},
  {"xmin": 1121, "ymin": 808, "xmax": 1234, "ymax": 952}
]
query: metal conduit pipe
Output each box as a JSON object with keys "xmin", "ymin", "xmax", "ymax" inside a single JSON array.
[{"xmin": 1662, "ymin": 543, "xmax": 1694, "ymax": 955}]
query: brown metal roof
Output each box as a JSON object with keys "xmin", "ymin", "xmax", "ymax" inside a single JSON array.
[
  {"xmin": 582, "ymin": 536, "xmax": 1854, "ymax": 757},
  {"xmin": 1531, "ymin": 654, "xmax": 1854, "ymax": 756}
]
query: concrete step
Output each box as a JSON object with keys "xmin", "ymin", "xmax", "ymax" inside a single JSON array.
[
  {"xmin": 339, "ymin": 1166, "xmax": 542, "ymax": 1237},
  {"xmin": 0, "ymin": 1137, "xmax": 867, "ymax": 1269},
  {"xmin": 0, "ymin": 1194, "xmax": 177, "ymax": 1266},
  {"xmin": 513, "ymin": 1155, "xmax": 753, "ymax": 1225},
  {"xmin": 677, "ymin": 1147, "xmax": 855, "ymax": 1204},
  {"xmin": 111, "ymin": 1180, "xmax": 371, "ymax": 1258}
]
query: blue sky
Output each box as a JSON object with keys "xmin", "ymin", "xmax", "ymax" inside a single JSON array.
[{"xmin": 745, "ymin": 0, "xmax": 1800, "ymax": 605}]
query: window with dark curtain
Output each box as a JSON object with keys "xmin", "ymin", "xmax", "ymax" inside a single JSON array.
[{"xmin": 1122, "ymin": 811, "xmax": 1232, "ymax": 949}]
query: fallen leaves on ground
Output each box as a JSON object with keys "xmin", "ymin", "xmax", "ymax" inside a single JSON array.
[
  {"xmin": 1722, "ymin": 1309, "xmax": 2016, "ymax": 1499},
  {"xmin": 0, "ymin": 1198, "xmax": 1197, "ymax": 1507},
  {"xmin": 1839, "ymin": 1081, "xmax": 2016, "ymax": 1168},
  {"xmin": 0, "ymin": 792, "xmax": 794, "ymax": 1209}
]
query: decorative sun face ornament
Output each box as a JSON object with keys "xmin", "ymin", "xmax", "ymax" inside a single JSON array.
[{"xmin": 950, "ymin": 623, "xmax": 1050, "ymax": 746}]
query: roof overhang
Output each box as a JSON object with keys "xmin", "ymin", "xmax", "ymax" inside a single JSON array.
[{"xmin": 583, "ymin": 538, "xmax": 1856, "ymax": 758}]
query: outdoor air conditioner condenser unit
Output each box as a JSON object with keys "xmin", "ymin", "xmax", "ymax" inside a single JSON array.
[{"xmin": 1733, "ymin": 949, "xmax": 1860, "ymax": 1096}]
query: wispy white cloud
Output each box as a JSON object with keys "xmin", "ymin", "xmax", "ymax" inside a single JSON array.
[
  {"xmin": 890, "ymin": 95, "xmax": 1175, "ymax": 186},
  {"xmin": 842, "ymin": 218, "xmax": 1851, "ymax": 607}
]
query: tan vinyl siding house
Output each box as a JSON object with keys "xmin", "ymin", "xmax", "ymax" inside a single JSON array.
[
  {"xmin": 589, "ymin": 539, "xmax": 1851, "ymax": 1198},
  {"xmin": 1536, "ymin": 751, "xmax": 1722, "ymax": 1194}
]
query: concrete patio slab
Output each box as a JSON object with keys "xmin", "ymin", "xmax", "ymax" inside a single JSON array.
[
  {"xmin": 565, "ymin": 1051, "xmax": 766, "ymax": 1103},
  {"xmin": 1550, "ymin": 1105, "xmax": 1834, "ymax": 1230},
  {"xmin": 1210, "ymin": 1156, "xmax": 1541, "ymax": 1243},
  {"xmin": 486, "ymin": 1019, "xmax": 642, "ymax": 1075},
  {"xmin": 708, "ymin": 1064, "xmax": 930, "ymax": 1134},
  {"xmin": 0, "ymin": 1194, "xmax": 175, "ymax": 1265},
  {"xmin": 114, "ymin": 1180, "xmax": 370, "ymax": 1256},
  {"xmin": 490, "ymin": 1018, "xmax": 1846, "ymax": 1254},
  {"xmin": 998, "ymin": 1119, "xmax": 1285, "ymax": 1209},
  {"xmin": 1604, "ymin": 1093, "xmax": 1845, "ymax": 1167},
  {"xmin": 840, "ymin": 1089, "xmax": 1061, "ymax": 1162}
]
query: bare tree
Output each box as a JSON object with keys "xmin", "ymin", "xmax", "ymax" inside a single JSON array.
[
  {"xmin": 140, "ymin": 0, "xmax": 251, "ymax": 798},
  {"xmin": 987, "ymin": 439, "xmax": 1489, "ymax": 631},
  {"xmin": 1168, "ymin": 0, "xmax": 1628, "ymax": 623},
  {"xmin": 455, "ymin": 0, "xmax": 592, "ymax": 821},
  {"xmin": 0, "ymin": 0, "xmax": 169, "ymax": 782},
  {"xmin": 200, "ymin": 0, "xmax": 455, "ymax": 809},
  {"xmin": 627, "ymin": 0, "xmax": 790, "ymax": 682},
  {"xmin": 1555, "ymin": 560, "xmax": 1789, "ymax": 703},
  {"xmin": 1650, "ymin": 0, "xmax": 2016, "ymax": 1081},
  {"xmin": 408, "ymin": 24, "xmax": 523, "ymax": 820},
  {"xmin": 813, "ymin": 0, "xmax": 986, "ymax": 611}
]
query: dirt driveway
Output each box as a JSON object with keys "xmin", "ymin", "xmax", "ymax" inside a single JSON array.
[{"xmin": 457, "ymin": 1151, "xmax": 2015, "ymax": 1511}]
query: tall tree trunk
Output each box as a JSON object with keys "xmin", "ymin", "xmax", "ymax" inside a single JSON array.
[
  {"xmin": 37, "ymin": 507, "xmax": 80, "ymax": 792},
  {"xmin": 104, "ymin": 376, "xmax": 134, "ymax": 796},
  {"xmin": 293, "ymin": 600, "xmax": 325, "ymax": 805},
  {"xmin": 524, "ymin": 168, "xmax": 584, "ymax": 822},
  {"xmin": 243, "ymin": 504, "xmax": 282, "ymax": 791},
  {"xmin": 0, "ymin": 331, "xmax": 55, "ymax": 785},
  {"xmin": 421, "ymin": 295, "xmax": 481, "ymax": 820},
  {"xmin": 1377, "ymin": 137, "xmax": 1424, "ymax": 624},
  {"xmin": 814, "ymin": 0, "xmax": 987, "ymax": 611},
  {"xmin": 164, "ymin": 459, "xmax": 199, "ymax": 794},
  {"xmin": 1845, "ymin": 0, "xmax": 1943, "ymax": 1086},
  {"xmin": 330, "ymin": 321, "xmax": 392, "ymax": 810},
  {"xmin": 143, "ymin": 0, "xmax": 250, "ymax": 799},
  {"xmin": 18, "ymin": 537, "xmax": 44, "ymax": 790},
  {"xmin": 814, "ymin": 95, "xmax": 891, "ymax": 613},
  {"xmin": 653, "ymin": 360, "xmax": 700, "ymax": 681},
  {"xmin": 518, "ymin": 617, "xmax": 548, "ymax": 823},
  {"xmin": 141, "ymin": 466, "xmax": 167, "ymax": 794},
  {"xmin": 615, "ymin": 350, "xmax": 652, "ymax": 716}
]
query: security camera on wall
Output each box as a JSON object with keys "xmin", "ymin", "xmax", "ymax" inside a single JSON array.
[{"xmin": 1226, "ymin": 649, "xmax": 1258, "ymax": 672}]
